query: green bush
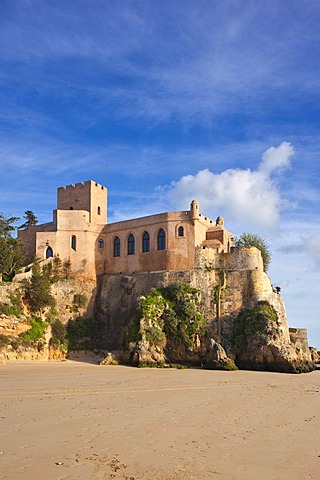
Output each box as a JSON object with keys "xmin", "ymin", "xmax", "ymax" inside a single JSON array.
[
  {"xmin": 0, "ymin": 334, "xmax": 10, "ymax": 348},
  {"xmin": 233, "ymin": 301, "xmax": 279, "ymax": 351},
  {"xmin": 20, "ymin": 316, "xmax": 48, "ymax": 344},
  {"xmin": 73, "ymin": 293, "xmax": 87, "ymax": 308},
  {"xmin": 127, "ymin": 282, "xmax": 206, "ymax": 350},
  {"xmin": 0, "ymin": 303, "xmax": 22, "ymax": 317},
  {"xmin": 51, "ymin": 319, "xmax": 67, "ymax": 343},
  {"xmin": 66, "ymin": 316, "xmax": 99, "ymax": 350},
  {"xmin": 24, "ymin": 257, "xmax": 56, "ymax": 312}
]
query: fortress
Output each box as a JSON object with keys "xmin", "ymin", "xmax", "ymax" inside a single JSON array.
[
  {"xmin": 15, "ymin": 179, "xmax": 314, "ymax": 370},
  {"xmin": 18, "ymin": 180, "xmax": 235, "ymax": 276}
]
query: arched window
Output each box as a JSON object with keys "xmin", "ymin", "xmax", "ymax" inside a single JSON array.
[
  {"xmin": 178, "ymin": 226, "xmax": 184, "ymax": 237},
  {"xmin": 46, "ymin": 246, "xmax": 53, "ymax": 258},
  {"xmin": 71, "ymin": 235, "xmax": 76, "ymax": 251},
  {"xmin": 98, "ymin": 239, "xmax": 104, "ymax": 249},
  {"xmin": 142, "ymin": 231, "xmax": 150, "ymax": 253},
  {"xmin": 157, "ymin": 229, "xmax": 166, "ymax": 250},
  {"xmin": 113, "ymin": 237, "xmax": 120, "ymax": 257},
  {"xmin": 97, "ymin": 206, "xmax": 101, "ymax": 215},
  {"xmin": 128, "ymin": 234, "xmax": 135, "ymax": 255}
]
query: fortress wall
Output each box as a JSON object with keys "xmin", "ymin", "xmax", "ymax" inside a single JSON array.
[
  {"xmin": 289, "ymin": 328, "xmax": 310, "ymax": 354},
  {"xmin": 95, "ymin": 260, "xmax": 291, "ymax": 350},
  {"xmin": 35, "ymin": 229, "xmax": 102, "ymax": 275},
  {"xmin": 102, "ymin": 212, "xmax": 196, "ymax": 274},
  {"xmin": 56, "ymin": 210, "xmax": 90, "ymax": 230},
  {"xmin": 18, "ymin": 222, "xmax": 56, "ymax": 264},
  {"xmin": 195, "ymin": 246, "xmax": 264, "ymax": 271}
]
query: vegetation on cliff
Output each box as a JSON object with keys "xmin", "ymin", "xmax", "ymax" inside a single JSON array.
[
  {"xmin": 66, "ymin": 316, "xmax": 99, "ymax": 350},
  {"xmin": 233, "ymin": 301, "xmax": 314, "ymax": 373},
  {"xmin": 0, "ymin": 213, "xmax": 26, "ymax": 281},
  {"xmin": 127, "ymin": 282, "xmax": 206, "ymax": 365},
  {"xmin": 24, "ymin": 257, "xmax": 56, "ymax": 312},
  {"xmin": 233, "ymin": 301, "xmax": 279, "ymax": 351}
]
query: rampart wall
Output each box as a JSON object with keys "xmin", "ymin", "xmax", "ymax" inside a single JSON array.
[{"xmin": 95, "ymin": 248, "xmax": 289, "ymax": 350}]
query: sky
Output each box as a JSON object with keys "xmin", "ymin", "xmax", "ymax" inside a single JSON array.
[{"xmin": 0, "ymin": 0, "xmax": 319, "ymax": 347}]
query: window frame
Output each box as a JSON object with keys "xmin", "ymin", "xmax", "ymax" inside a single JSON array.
[
  {"xmin": 113, "ymin": 236, "xmax": 121, "ymax": 257},
  {"xmin": 157, "ymin": 228, "xmax": 166, "ymax": 251},
  {"xmin": 127, "ymin": 233, "xmax": 135, "ymax": 255},
  {"xmin": 71, "ymin": 235, "xmax": 76, "ymax": 251},
  {"xmin": 142, "ymin": 231, "xmax": 150, "ymax": 253},
  {"xmin": 178, "ymin": 225, "xmax": 184, "ymax": 237}
]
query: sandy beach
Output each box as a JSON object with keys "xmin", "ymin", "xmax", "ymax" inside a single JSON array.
[{"xmin": 0, "ymin": 361, "xmax": 319, "ymax": 480}]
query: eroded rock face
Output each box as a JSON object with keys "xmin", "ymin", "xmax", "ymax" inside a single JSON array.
[
  {"xmin": 232, "ymin": 303, "xmax": 314, "ymax": 373},
  {"xmin": 202, "ymin": 338, "xmax": 237, "ymax": 370},
  {"xmin": 235, "ymin": 341, "xmax": 314, "ymax": 373},
  {"xmin": 0, "ymin": 344, "xmax": 65, "ymax": 363},
  {"xmin": 95, "ymin": 259, "xmax": 315, "ymax": 373}
]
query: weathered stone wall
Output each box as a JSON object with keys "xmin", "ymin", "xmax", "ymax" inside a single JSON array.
[
  {"xmin": 50, "ymin": 276, "xmax": 97, "ymax": 323},
  {"xmin": 95, "ymin": 248, "xmax": 290, "ymax": 351},
  {"xmin": 289, "ymin": 328, "xmax": 310, "ymax": 355}
]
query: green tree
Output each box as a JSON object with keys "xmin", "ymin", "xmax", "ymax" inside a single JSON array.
[
  {"xmin": 0, "ymin": 213, "xmax": 25, "ymax": 280},
  {"xmin": 235, "ymin": 233, "xmax": 271, "ymax": 272},
  {"xmin": 63, "ymin": 258, "xmax": 72, "ymax": 279},
  {"xmin": 18, "ymin": 210, "xmax": 38, "ymax": 230},
  {"xmin": 52, "ymin": 255, "xmax": 62, "ymax": 280},
  {"xmin": 24, "ymin": 257, "xmax": 55, "ymax": 312},
  {"xmin": 0, "ymin": 213, "xmax": 20, "ymax": 239}
]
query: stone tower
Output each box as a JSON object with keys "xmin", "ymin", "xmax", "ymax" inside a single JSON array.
[{"xmin": 57, "ymin": 180, "xmax": 107, "ymax": 224}]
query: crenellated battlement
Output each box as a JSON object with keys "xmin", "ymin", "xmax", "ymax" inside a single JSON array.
[
  {"xmin": 58, "ymin": 180, "xmax": 105, "ymax": 193},
  {"xmin": 57, "ymin": 180, "xmax": 107, "ymax": 224}
]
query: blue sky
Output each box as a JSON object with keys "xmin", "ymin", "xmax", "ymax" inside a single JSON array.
[{"xmin": 0, "ymin": 0, "xmax": 319, "ymax": 347}]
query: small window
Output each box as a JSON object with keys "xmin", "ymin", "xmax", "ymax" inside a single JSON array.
[
  {"xmin": 98, "ymin": 239, "xmax": 104, "ymax": 249},
  {"xmin": 113, "ymin": 237, "xmax": 120, "ymax": 257},
  {"xmin": 157, "ymin": 229, "xmax": 166, "ymax": 250},
  {"xmin": 178, "ymin": 226, "xmax": 184, "ymax": 237},
  {"xmin": 128, "ymin": 234, "xmax": 135, "ymax": 255},
  {"xmin": 71, "ymin": 235, "xmax": 76, "ymax": 251},
  {"xmin": 142, "ymin": 231, "xmax": 150, "ymax": 253},
  {"xmin": 97, "ymin": 206, "xmax": 101, "ymax": 215},
  {"xmin": 46, "ymin": 246, "xmax": 53, "ymax": 258},
  {"xmin": 70, "ymin": 207, "xmax": 73, "ymax": 210}
]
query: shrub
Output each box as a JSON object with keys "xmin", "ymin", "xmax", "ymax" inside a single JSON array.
[
  {"xmin": 0, "ymin": 303, "xmax": 22, "ymax": 317},
  {"xmin": 24, "ymin": 257, "xmax": 56, "ymax": 312},
  {"xmin": 73, "ymin": 293, "xmax": 87, "ymax": 309},
  {"xmin": 233, "ymin": 301, "xmax": 279, "ymax": 351},
  {"xmin": 51, "ymin": 319, "xmax": 67, "ymax": 343},
  {"xmin": 0, "ymin": 334, "xmax": 10, "ymax": 348},
  {"xmin": 127, "ymin": 282, "xmax": 206, "ymax": 350},
  {"xmin": 66, "ymin": 316, "xmax": 99, "ymax": 350},
  {"xmin": 20, "ymin": 316, "xmax": 48, "ymax": 344}
]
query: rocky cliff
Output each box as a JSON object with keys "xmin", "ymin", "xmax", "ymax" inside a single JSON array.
[
  {"xmin": 0, "ymin": 247, "xmax": 315, "ymax": 372},
  {"xmin": 96, "ymin": 247, "xmax": 314, "ymax": 372}
]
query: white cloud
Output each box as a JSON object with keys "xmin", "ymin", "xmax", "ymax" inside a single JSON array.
[
  {"xmin": 279, "ymin": 233, "xmax": 320, "ymax": 267},
  {"xmin": 165, "ymin": 142, "xmax": 294, "ymax": 232},
  {"xmin": 259, "ymin": 142, "xmax": 295, "ymax": 175}
]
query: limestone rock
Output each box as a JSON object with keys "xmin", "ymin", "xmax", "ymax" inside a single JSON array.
[
  {"xmin": 100, "ymin": 350, "xmax": 123, "ymax": 365},
  {"xmin": 236, "ymin": 336, "xmax": 314, "ymax": 373},
  {"xmin": 310, "ymin": 347, "xmax": 320, "ymax": 364},
  {"xmin": 202, "ymin": 338, "xmax": 237, "ymax": 370}
]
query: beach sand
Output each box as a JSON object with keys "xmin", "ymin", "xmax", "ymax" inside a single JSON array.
[{"xmin": 0, "ymin": 361, "xmax": 319, "ymax": 480}]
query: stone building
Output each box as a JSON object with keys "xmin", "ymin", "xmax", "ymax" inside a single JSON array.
[{"xmin": 18, "ymin": 180, "xmax": 234, "ymax": 277}]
